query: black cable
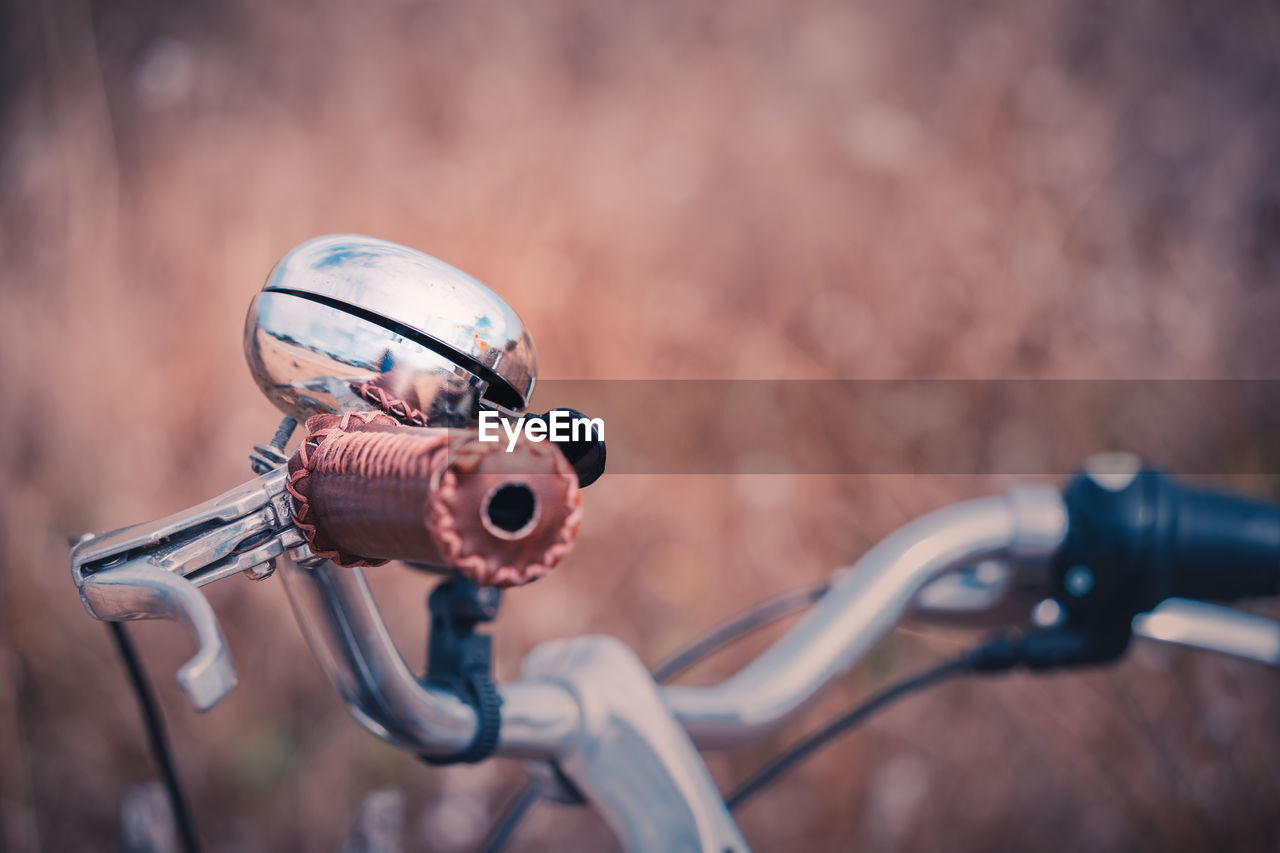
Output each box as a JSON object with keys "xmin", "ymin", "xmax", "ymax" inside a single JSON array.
[
  {"xmin": 651, "ymin": 584, "xmax": 831, "ymax": 683},
  {"xmin": 476, "ymin": 784, "xmax": 541, "ymax": 853},
  {"xmin": 109, "ymin": 621, "xmax": 202, "ymax": 853},
  {"xmin": 476, "ymin": 582, "xmax": 832, "ymax": 853},
  {"xmin": 725, "ymin": 648, "xmax": 998, "ymax": 812}
]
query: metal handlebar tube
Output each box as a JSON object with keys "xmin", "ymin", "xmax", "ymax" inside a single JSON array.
[
  {"xmin": 277, "ymin": 558, "xmax": 581, "ymax": 761},
  {"xmin": 663, "ymin": 485, "xmax": 1069, "ymax": 749},
  {"xmin": 280, "ymin": 560, "xmax": 750, "ymax": 851}
]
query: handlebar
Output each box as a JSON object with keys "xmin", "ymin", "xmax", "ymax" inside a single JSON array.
[
  {"xmin": 1057, "ymin": 460, "xmax": 1280, "ymax": 615},
  {"xmin": 287, "ymin": 412, "xmax": 581, "ymax": 587},
  {"xmin": 71, "ymin": 452, "xmax": 1280, "ymax": 852},
  {"xmin": 69, "ymin": 413, "xmax": 582, "ymax": 712}
]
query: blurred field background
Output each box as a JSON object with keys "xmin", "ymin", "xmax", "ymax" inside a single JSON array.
[{"xmin": 4, "ymin": 0, "xmax": 1280, "ymax": 850}]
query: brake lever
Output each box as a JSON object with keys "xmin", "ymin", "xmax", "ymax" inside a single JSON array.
[
  {"xmin": 1133, "ymin": 599, "xmax": 1280, "ymax": 667},
  {"xmin": 70, "ymin": 465, "xmax": 311, "ymax": 710},
  {"xmin": 915, "ymin": 566, "xmax": 1280, "ymax": 667}
]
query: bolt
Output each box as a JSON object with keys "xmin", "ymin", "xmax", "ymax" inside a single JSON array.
[
  {"xmin": 1064, "ymin": 564, "xmax": 1095, "ymax": 598},
  {"xmin": 247, "ymin": 559, "xmax": 276, "ymax": 581},
  {"xmin": 269, "ymin": 416, "xmax": 298, "ymax": 450},
  {"xmin": 1084, "ymin": 452, "xmax": 1141, "ymax": 491},
  {"xmin": 1032, "ymin": 598, "xmax": 1065, "ymax": 628}
]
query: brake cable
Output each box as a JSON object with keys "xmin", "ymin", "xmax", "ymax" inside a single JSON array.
[
  {"xmin": 109, "ymin": 621, "xmax": 202, "ymax": 853},
  {"xmin": 725, "ymin": 627, "xmax": 1113, "ymax": 812},
  {"xmin": 724, "ymin": 654, "xmax": 974, "ymax": 811}
]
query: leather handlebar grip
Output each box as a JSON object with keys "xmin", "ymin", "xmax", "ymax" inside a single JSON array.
[{"xmin": 286, "ymin": 412, "xmax": 582, "ymax": 587}]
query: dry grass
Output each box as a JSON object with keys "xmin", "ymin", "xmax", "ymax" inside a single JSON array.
[{"xmin": 3, "ymin": 0, "xmax": 1280, "ymax": 850}]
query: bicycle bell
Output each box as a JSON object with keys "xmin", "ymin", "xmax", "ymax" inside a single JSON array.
[{"xmin": 245, "ymin": 234, "xmax": 537, "ymax": 426}]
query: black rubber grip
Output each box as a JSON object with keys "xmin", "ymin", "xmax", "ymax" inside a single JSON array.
[
  {"xmin": 1058, "ymin": 466, "xmax": 1280, "ymax": 618},
  {"xmin": 1160, "ymin": 482, "xmax": 1280, "ymax": 601}
]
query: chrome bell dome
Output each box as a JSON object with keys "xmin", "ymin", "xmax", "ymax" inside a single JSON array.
[{"xmin": 244, "ymin": 235, "xmax": 537, "ymax": 424}]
